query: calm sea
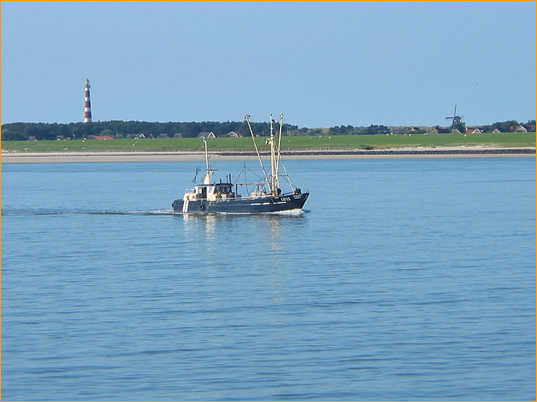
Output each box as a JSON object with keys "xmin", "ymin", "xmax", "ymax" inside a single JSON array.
[{"xmin": 1, "ymin": 157, "xmax": 535, "ymax": 401}]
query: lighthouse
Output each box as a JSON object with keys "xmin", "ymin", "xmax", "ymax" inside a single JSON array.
[{"xmin": 84, "ymin": 78, "xmax": 92, "ymax": 123}]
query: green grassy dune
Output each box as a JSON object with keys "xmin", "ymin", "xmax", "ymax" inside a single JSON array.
[{"xmin": 1, "ymin": 132, "xmax": 535, "ymax": 153}]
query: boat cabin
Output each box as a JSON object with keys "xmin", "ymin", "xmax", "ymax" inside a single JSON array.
[{"xmin": 183, "ymin": 182, "xmax": 237, "ymax": 202}]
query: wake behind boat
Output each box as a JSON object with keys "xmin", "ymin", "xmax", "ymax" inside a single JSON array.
[{"xmin": 172, "ymin": 114, "xmax": 309, "ymax": 214}]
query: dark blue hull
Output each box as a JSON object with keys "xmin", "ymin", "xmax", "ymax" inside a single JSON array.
[{"xmin": 172, "ymin": 193, "xmax": 309, "ymax": 214}]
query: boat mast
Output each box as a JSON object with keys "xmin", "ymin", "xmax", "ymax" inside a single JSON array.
[
  {"xmin": 275, "ymin": 114, "xmax": 284, "ymax": 189},
  {"xmin": 202, "ymin": 138, "xmax": 213, "ymax": 184},
  {"xmin": 269, "ymin": 115, "xmax": 277, "ymax": 194},
  {"xmin": 268, "ymin": 114, "xmax": 285, "ymax": 195},
  {"xmin": 245, "ymin": 114, "xmax": 284, "ymax": 196}
]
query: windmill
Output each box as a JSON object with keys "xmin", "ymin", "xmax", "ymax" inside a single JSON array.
[{"xmin": 445, "ymin": 105, "xmax": 465, "ymax": 131}]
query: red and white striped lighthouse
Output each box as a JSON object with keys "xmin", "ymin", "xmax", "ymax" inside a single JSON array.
[{"xmin": 84, "ymin": 78, "xmax": 92, "ymax": 123}]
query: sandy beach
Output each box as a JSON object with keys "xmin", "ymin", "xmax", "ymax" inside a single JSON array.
[{"xmin": 1, "ymin": 147, "xmax": 535, "ymax": 163}]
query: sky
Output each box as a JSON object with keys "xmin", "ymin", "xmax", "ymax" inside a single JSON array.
[{"xmin": 1, "ymin": 1, "xmax": 535, "ymax": 128}]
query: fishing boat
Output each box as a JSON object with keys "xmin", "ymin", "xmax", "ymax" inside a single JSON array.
[{"xmin": 172, "ymin": 114, "xmax": 309, "ymax": 214}]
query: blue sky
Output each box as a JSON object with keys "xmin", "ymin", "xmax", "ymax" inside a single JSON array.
[{"xmin": 1, "ymin": 1, "xmax": 535, "ymax": 128}]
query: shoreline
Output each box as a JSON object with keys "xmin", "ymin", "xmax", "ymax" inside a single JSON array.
[{"xmin": 1, "ymin": 147, "xmax": 535, "ymax": 163}]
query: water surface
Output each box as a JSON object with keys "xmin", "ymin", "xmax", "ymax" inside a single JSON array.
[{"xmin": 2, "ymin": 157, "xmax": 535, "ymax": 400}]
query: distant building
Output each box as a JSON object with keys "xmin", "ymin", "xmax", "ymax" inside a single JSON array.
[
  {"xmin": 390, "ymin": 126, "xmax": 424, "ymax": 134},
  {"xmin": 158, "ymin": 133, "xmax": 169, "ymax": 139},
  {"xmin": 198, "ymin": 132, "xmax": 218, "ymax": 138},
  {"xmin": 465, "ymin": 128, "xmax": 482, "ymax": 134},
  {"xmin": 173, "ymin": 133, "xmax": 183, "ymax": 138},
  {"xmin": 514, "ymin": 125, "xmax": 528, "ymax": 132},
  {"xmin": 391, "ymin": 127, "xmax": 411, "ymax": 134},
  {"xmin": 492, "ymin": 128, "xmax": 501, "ymax": 133},
  {"xmin": 227, "ymin": 131, "xmax": 244, "ymax": 138}
]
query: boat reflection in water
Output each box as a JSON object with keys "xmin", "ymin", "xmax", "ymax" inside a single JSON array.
[
  {"xmin": 172, "ymin": 114, "xmax": 309, "ymax": 215},
  {"xmin": 179, "ymin": 212, "xmax": 304, "ymax": 271}
]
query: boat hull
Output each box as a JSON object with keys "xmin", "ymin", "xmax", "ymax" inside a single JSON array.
[{"xmin": 172, "ymin": 193, "xmax": 309, "ymax": 214}]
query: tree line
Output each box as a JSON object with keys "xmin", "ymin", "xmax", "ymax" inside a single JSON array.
[
  {"xmin": 0, "ymin": 120, "xmax": 300, "ymax": 141},
  {"xmin": 1, "ymin": 119, "xmax": 534, "ymax": 141}
]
